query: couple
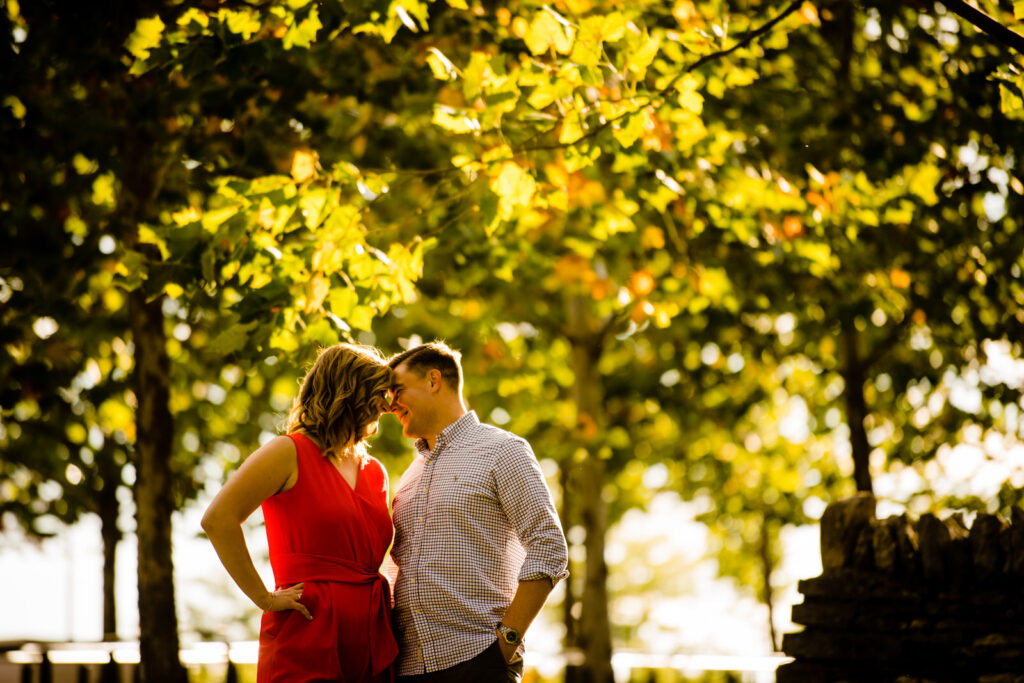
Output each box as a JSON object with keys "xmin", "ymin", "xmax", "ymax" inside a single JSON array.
[{"xmin": 202, "ymin": 341, "xmax": 570, "ymax": 682}]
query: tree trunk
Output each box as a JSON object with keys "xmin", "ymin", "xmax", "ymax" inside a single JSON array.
[
  {"xmin": 758, "ymin": 516, "xmax": 779, "ymax": 652},
  {"xmin": 842, "ymin": 322, "xmax": 873, "ymax": 493},
  {"xmin": 559, "ymin": 465, "xmax": 579, "ymax": 647},
  {"xmin": 566, "ymin": 295, "xmax": 614, "ymax": 683},
  {"xmin": 97, "ymin": 469, "xmax": 121, "ymax": 641},
  {"xmin": 130, "ymin": 288, "xmax": 187, "ymax": 683}
]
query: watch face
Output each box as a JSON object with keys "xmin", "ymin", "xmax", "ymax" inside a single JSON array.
[{"xmin": 500, "ymin": 625, "xmax": 520, "ymax": 644}]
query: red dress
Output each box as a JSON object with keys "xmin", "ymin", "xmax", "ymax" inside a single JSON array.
[{"xmin": 258, "ymin": 433, "xmax": 397, "ymax": 682}]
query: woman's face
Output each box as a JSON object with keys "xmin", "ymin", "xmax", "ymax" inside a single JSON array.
[{"xmin": 362, "ymin": 389, "xmax": 390, "ymax": 438}]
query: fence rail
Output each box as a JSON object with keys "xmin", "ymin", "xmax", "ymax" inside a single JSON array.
[{"xmin": 2, "ymin": 641, "xmax": 791, "ymax": 683}]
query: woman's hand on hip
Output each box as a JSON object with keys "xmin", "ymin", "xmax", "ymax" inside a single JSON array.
[{"xmin": 261, "ymin": 582, "xmax": 312, "ymax": 620}]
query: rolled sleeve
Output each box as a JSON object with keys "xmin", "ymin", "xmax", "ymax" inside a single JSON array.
[{"xmin": 493, "ymin": 438, "xmax": 569, "ymax": 585}]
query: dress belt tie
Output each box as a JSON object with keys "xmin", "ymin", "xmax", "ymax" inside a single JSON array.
[{"xmin": 273, "ymin": 552, "xmax": 397, "ymax": 678}]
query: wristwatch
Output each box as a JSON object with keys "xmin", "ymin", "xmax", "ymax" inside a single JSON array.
[{"xmin": 496, "ymin": 623, "xmax": 522, "ymax": 646}]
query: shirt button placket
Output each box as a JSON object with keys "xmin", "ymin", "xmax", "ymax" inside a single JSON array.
[{"xmin": 411, "ymin": 458, "xmax": 427, "ymax": 660}]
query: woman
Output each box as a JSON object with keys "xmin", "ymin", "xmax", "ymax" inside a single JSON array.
[{"xmin": 202, "ymin": 343, "xmax": 397, "ymax": 682}]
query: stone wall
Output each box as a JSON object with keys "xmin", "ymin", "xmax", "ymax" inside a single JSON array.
[{"xmin": 779, "ymin": 493, "xmax": 1024, "ymax": 682}]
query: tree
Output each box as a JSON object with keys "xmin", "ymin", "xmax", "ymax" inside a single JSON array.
[
  {"xmin": 3, "ymin": 1, "xmax": 425, "ymax": 678},
  {"xmin": 6, "ymin": 0, "xmax": 1022, "ymax": 679}
]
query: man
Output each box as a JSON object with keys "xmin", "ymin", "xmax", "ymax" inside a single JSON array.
[{"xmin": 387, "ymin": 341, "xmax": 569, "ymax": 682}]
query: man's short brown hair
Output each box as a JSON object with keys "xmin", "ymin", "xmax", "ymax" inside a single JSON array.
[{"xmin": 388, "ymin": 341, "xmax": 463, "ymax": 392}]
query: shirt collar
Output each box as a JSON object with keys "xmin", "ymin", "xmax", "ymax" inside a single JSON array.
[{"xmin": 415, "ymin": 410, "xmax": 479, "ymax": 460}]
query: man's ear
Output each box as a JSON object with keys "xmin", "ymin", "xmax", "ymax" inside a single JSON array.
[{"xmin": 428, "ymin": 369, "xmax": 442, "ymax": 392}]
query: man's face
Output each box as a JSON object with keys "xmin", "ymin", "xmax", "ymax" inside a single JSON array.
[{"xmin": 389, "ymin": 362, "xmax": 435, "ymax": 440}]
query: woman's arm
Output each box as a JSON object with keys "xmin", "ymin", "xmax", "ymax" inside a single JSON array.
[{"xmin": 201, "ymin": 435, "xmax": 312, "ymax": 620}]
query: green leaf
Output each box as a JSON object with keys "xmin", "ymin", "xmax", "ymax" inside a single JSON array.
[
  {"xmin": 304, "ymin": 317, "xmax": 340, "ymax": 345},
  {"xmin": 201, "ymin": 247, "xmax": 216, "ymax": 284},
  {"xmin": 270, "ymin": 327, "xmax": 300, "ymax": 353},
  {"xmin": 206, "ymin": 320, "xmax": 259, "ymax": 357}
]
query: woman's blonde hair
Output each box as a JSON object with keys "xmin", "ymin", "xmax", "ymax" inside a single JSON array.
[{"xmin": 286, "ymin": 343, "xmax": 391, "ymax": 458}]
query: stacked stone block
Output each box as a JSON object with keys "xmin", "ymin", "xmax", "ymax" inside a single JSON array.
[{"xmin": 779, "ymin": 493, "xmax": 1024, "ymax": 682}]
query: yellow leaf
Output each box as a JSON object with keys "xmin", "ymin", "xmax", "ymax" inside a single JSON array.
[
  {"xmin": 642, "ymin": 226, "xmax": 665, "ymax": 249},
  {"xmin": 678, "ymin": 89, "xmax": 703, "ymax": 114},
  {"xmin": 177, "ymin": 8, "xmax": 210, "ymax": 28},
  {"xmin": 612, "ymin": 110, "xmax": 646, "ymax": 148},
  {"xmin": 490, "ymin": 162, "xmax": 536, "ymax": 206},
  {"xmin": 796, "ymin": 242, "xmax": 834, "ymax": 274},
  {"xmin": 221, "ymin": 8, "xmax": 261, "ymax": 39},
  {"xmin": 4, "ymin": 95, "xmax": 25, "ymax": 120},
  {"xmin": 201, "ymin": 205, "xmax": 238, "ymax": 232},
  {"xmin": 291, "ymin": 149, "xmax": 318, "ymax": 182},
  {"xmin": 602, "ymin": 12, "xmax": 626, "ymax": 41},
  {"xmin": 306, "ymin": 273, "xmax": 330, "ymax": 313},
  {"xmin": 697, "ymin": 268, "xmax": 731, "ymax": 302},
  {"xmin": 432, "ymin": 106, "xmax": 479, "ymax": 134},
  {"xmin": 801, "ymin": 1, "xmax": 820, "ymax": 25},
  {"xmin": 300, "ymin": 189, "xmax": 329, "ymax": 230},
  {"xmin": 426, "ymin": 47, "xmax": 457, "ymax": 80},
  {"xmin": 907, "ymin": 164, "xmax": 940, "ymax": 205},
  {"xmin": 172, "ymin": 206, "xmax": 201, "ymax": 226},
  {"xmin": 1000, "ymin": 83, "xmax": 1024, "ymax": 120},
  {"xmin": 673, "ymin": 0, "xmax": 698, "ymax": 25},
  {"xmin": 626, "ymin": 34, "xmax": 660, "ymax": 77},
  {"xmin": 559, "ymin": 109, "xmax": 585, "ymax": 144},
  {"xmin": 91, "ymin": 172, "xmax": 117, "ymax": 207},
  {"xmin": 125, "ymin": 15, "xmax": 165, "ymax": 60},
  {"xmin": 271, "ymin": 328, "xmax": 299, "ymax": 352},
  {"xmin": 570, "ymin": 15, "xmax": 619, "ymax": 66},
  {"xmin": 524, "ymin": 12, "xmax": 573, "ymax": 55}
]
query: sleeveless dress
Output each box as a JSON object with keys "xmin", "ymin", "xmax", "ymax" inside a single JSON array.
[{"xmin": 257, "ymin": 432, "xmax": 397, "ymax": 682}]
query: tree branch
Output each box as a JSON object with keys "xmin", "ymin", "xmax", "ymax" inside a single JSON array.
[
  {"xmin": 515, "ymin": 0, "xmax": 804, "ymax": 154},
  {"xmin": 664, "ymin": 0, "xmax": 803, "ymax": 91},
  {"xmin": 939, "ymin": 0, "xmax": 1024, "ymax": 55}
]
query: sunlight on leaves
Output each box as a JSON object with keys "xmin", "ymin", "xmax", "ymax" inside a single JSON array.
[
  {"xmin": 124, "ymin": 15, "xmax": 165, "ymax": 60},
  {"xmin": 291, "ymin": 149, "xmax": 318, "ymax": 182}
]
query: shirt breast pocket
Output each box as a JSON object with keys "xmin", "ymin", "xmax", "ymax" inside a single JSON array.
[{"xmin": 444, "ymin": 472, "xmax": 506, "ymax": 534}]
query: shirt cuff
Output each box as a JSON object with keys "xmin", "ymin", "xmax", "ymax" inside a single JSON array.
[{"xmin": 519, "ymin": 563, "xmax": 570, "ymax": 585}]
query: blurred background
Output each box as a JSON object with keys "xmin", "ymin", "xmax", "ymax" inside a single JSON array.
[{"xmin": 2, "ymin": 0, "xmax": 1023, "ymax": 681}]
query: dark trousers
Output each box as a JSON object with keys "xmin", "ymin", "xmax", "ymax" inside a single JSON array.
[{"xmin": 396, "ymin": 640, "xmax": 524, "ymax": 683}]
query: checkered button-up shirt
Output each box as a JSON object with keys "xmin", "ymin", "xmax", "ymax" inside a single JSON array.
[{"xmin": 390, "ymin": 411, "xmax": 569, "ymax": 675}]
